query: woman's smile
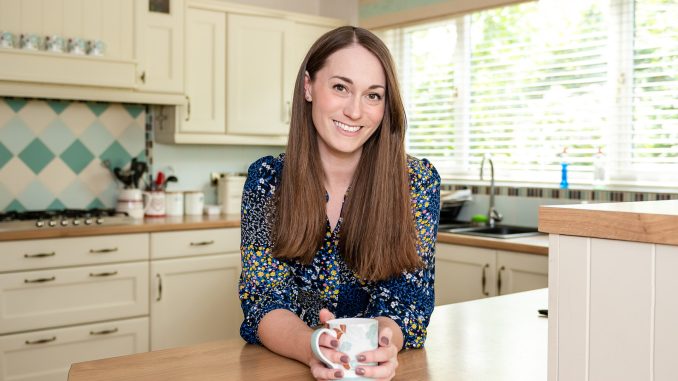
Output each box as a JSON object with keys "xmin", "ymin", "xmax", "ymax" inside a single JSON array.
[{"xmin": 333, "ymin": 120, "xmax": 362, "ymax": 134}]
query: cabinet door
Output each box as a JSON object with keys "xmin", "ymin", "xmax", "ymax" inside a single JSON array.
[
  {"xmin": 226, "ymin": 13, "xmax": 291, "ymax": 136},
  {"xmin": 0, "ymin": 262, "xmax": 149, "ymax": 334},
  {"xmin": 435, "ymin": 244, "xmax": 497, "ymax": 305},
  {"xmin": 0, "ymin": 317, "xmax": 148, "ymax": 381},
  {"xmin": 496, "ymin": 250, "xmax": 548, "ymax": 296},
  {"xmin": 135, "ymin": 0, "xmax": 184, "ymax": 93},
  {"xmin": 181, "ymin": 7, "xmax": 225, "ymax": 133},
  {"xmin": 150, "ymin": 253, "xmax": 242, "ymax": 350}
]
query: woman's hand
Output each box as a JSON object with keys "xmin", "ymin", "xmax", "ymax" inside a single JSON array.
[
  {"xmin": 308, "ymin": 309, "xmax": 349, "ymax": 380},
  {"xmin": 353, "ymin": 325, "xmax": 399, "ymax": 381}
]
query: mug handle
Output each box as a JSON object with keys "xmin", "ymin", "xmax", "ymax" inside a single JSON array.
[{"xmin": 310, "ymin": 328, "xmax": 339, "ymax": 370}]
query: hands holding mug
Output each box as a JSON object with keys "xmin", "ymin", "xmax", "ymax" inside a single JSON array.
[{"xmin": 309, "ymin": 309, "xmax": 399, "ymax": 380}]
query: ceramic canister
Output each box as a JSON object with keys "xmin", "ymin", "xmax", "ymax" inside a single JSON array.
[
  {"xmin": 165, "ymin": 191, "xmax": 184, "ymax": 216},
  {"xmin": 184, "ymin": 191, "xmax": 204, "ymax": 215}
]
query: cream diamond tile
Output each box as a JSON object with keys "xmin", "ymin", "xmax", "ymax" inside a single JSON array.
[
  {"xmin": 59, "ymin": 102, "xmax": 96, "ymax": 136},
  {"xmin": 79, "ymin": 159, "xmax": 115, "ymax": 196},
  {"xmin": 0, "ymin": 157, "xmax": 35, "ymax": 196},
  {"xmin": 38, "ymin": 158, "xmax": 77, "ymax": 196},
  {"xmin": 18, "ymin": 100, "xmax": 56, "ymax": 135},
  {"xmin": 99, "ymin": 104, "xmax": 133, "ymax": 138},
  {"xmin": 58, "ymin": 178, "xmax": 95, "ymax": 209},
  {"xmin": 0, "ymin": 100, "xmax": 13, "ymax": 127}
]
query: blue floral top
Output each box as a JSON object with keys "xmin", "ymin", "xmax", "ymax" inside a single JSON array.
[{"xmin": 238, "ymin": 154, "xmax": 440, "ymax": 349}]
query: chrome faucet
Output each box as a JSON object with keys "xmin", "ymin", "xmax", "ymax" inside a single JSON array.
[{"xmin": 480, "ymin": 156, "xmax": 503, "ymax": 228}]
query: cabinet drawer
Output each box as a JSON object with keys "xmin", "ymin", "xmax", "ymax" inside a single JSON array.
[
  {"xmin": 0, "ymin": 262, "xmax": 148, "ymax": 334},
  {"xmin": 0, "ymin": 317, "xmax": 148, "ymax": 381},
  {"xmin": 0, "ymin": 234, "xmax": 149, "ymax": 273},
  {"xmin": 150, "ymin": 228, "xmax": 240, "ymax": 259}
]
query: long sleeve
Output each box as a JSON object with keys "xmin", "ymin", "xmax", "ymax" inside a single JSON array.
[
  {"xmin": 238, "ymin": 156, "xmax": 295, "ymax": 344},
  {"xmin": 364, "ymin": 158, "xmax": 441, "ymax": 348}
]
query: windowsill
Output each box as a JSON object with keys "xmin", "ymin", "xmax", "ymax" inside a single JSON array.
[{"xmin": 441, "ymin": 178, "xmax": 678, "ymax": 194}]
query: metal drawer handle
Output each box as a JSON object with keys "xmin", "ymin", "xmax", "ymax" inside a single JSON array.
[
  {"xmin": 90, "ymin": 247, "xmax": 119, "ymax": 253},
  {"xmin": 190, "ymin": 240, "xmax": 214, "ymax": 246},
  {"xmin": 90, "ymin": 328, "xmax": 119, "ymax": 336},
  {"xmin": 24, "ymin": 251, "xmax": 56, "ymax": 258},
  {"xmin": 481, "ymin": 264, "xmax": 490, "ymax": 296},
  {"xmin": 497, "ymin": 265, "xmax": 506, "ymax": 295},
  {"xmin": 25, "ymin": 336, "xmax": 56, "ymax": 345},
  {"xmin": 156, "ymin": 274, "xmax": 163, "ymax": 301},
  {"xmin": 24, "ymin": 276, "xmax": 56, "ymax": 284},
  {"xmin": 89, "ymin": 271, "xmax": 118, "ymax": 277}
]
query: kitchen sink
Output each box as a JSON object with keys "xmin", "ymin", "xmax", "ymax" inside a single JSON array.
[{"xmin": 440, "ymin": 224, "xmax": 541, "ymax": 239}]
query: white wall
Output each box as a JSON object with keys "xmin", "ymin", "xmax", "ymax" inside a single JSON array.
[{"xmin": 224, "ymin": 0, "xmax": 358, "ymax": 24}]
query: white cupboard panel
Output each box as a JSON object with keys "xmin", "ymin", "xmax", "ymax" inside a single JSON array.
[
  {"xmin": 434, "ymin": 244, "xmax": 496, "ymax": 305},
  {"xmin": 496, "ymin": 250, "xmax": 547, "ymax": 295},
  {"xmin": 552, "ymin": 235, "xmax": 589, "ymax": 381},
  {"xmin": 0, "ymin": 262, "xmax": 148, "ymax": 334},
  {"xmin": 151, "ymin": 253, "xmax": 242, "ymax": 350},
  {"xmin": 0, "ymin": 317, "xmax": 148, "ymax": 381},
  {"xmin": 654, "ymin": 244, "xmax": 678, "ymax": 381},
  {"xmin": 588, "ymin": 238, "xmax": 652, "ymax": 381},
  {"xmin": 0, "ymin": 234, "xmax": 149, "ymax": 273},
  {"xmin": 150, "ymin": 228, "xmax": 239, "ymax": 259}
]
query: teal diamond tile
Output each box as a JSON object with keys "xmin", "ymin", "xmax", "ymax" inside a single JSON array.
[
  {"xmin": 18, "ymin": 138, "xmax": 55, "ymax": 174},
  {"xmin": 5, "ymin": 98, "xmax": 27, "ymax": 112},
  {"xmin": 87, "ymin": 198, "xmax": 106, "ymax": 209},
  {"xmin": 47, "ymin": 198, "xmax": 66, "ymax": 210},
  {"xmin": 0, "ymin": 116, "xmax": 35, "ymax": 154},
  {"xmin": 86, "ymin": 102, "xmax": 108, "ymax": 117},
  {"xmin": 60, "ymin": 140, "xmax": 94, "ymax": 174},
  {"xmin": 40, "ymin": 119, "xmax": 75, "ymax": 155},
  {"xmin": 17, "ymin": 180, "xmax": 53, "ymax": 210},
  {"xmin": 100, "ymin": 141, "xmax": 132, "ymax": 169},
  {"xmin": 79, "ymin": 120, "xmax": 114, "ymax": 155},
  {"xmin": 5, "ymin": 199, "xmax": 25, "ymax": 212},
  {"xmin": 124, "ymin": 104, "xmax": 144, "ymax": 118},
  {"xmin": 47, "ymin": 100, "xmax": 70, "ymax": 115},
  {"xmin": 0, "ymin": 142, "xmax": 12, "ymax": 170}
]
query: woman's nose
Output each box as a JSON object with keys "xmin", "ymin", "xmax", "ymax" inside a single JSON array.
[{"xmin": 343, "ymin": 95, "xmax": 362, "ymax": 120}]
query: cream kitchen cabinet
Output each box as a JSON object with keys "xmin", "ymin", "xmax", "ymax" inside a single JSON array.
[
  {"xmin": 149, "ymin": 228, "xmax": 242, "ymax": 350},
  {"xmin": 153, "ymin": 1, "xmax": 342, "ymax": 145},
  {"xmin": 0, "ymin": 233, "xmax": 150, "ymax": 381},
  {"xmin": 435, "ymin": 243, "xmax": 548, "ymax": 305},
  {"xmin": 135, "ymin": 0, "xmax": 184, "ymax": 93},
  {"xmin": 0, "ymin": 0, "xmax": 137, "ymax": 90}
]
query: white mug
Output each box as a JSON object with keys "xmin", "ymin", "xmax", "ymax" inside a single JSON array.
[
  {"xmin": 116, "ymin": 189, "xmax": 144, "ymax": 219},
  {"xmin": 311, "ymin": 318, "xmax": 378, "ymax": 380},
  {"xmin": 143, "ymin": 191, "xmax": 166, "ymax": 217},
  {"xmin": 165, "ymin": 191, "xmax": 184, "ymax": 216},
  {"xmin": 184, "ymin": 191, "xmax": 204, "ymax": 215}
]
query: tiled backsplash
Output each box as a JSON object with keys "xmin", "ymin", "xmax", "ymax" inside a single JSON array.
[{"xmin": 0, "ymin": 98, "xmax": 145, "ymax": 211}]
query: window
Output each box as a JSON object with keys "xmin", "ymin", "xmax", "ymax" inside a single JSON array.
[{"xmin": 379, "ymin": 0, "xmax": 678, "ymax": 186}]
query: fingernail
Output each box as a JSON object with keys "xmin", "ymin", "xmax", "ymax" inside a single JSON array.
[
  {"xmin": 330, "ymin": 339, "xmax": 339, "ymax": 348},
  {"xmin": 357, "ymin": 354, "xmax": 366, "ymax": 362},
  {"xmin": 356, "ymin": 367, "xmax": 366, "ymax": 376},
  {"xmin": 334, "ymin": 370, "xmax": 343, "ymax": 378},
  {"xmin": 340, "ymin": 355, "xmax": 349, "ymax": 363},
  {"xmin": 380, "ymin": 336, "xmax": 390, "ymax": 346}
]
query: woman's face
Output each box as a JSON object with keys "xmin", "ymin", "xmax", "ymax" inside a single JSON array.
[{"xmin": 304, "ymin": 44, "xmax": 386, "ymax": 160}]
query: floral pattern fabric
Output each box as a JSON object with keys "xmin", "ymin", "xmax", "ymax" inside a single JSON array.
[{"xmin": 238, "ymin": 154, "xmax": 440, "ymax": 349}]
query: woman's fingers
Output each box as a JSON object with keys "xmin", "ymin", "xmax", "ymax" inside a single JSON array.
[
  {"xmin": 309, "ymin": 357, "xmax": 344, "ymax": 380},
  {"xmin": 318, "ymin": 332, "xmax": 339, "ymax": 350},
  {"xmin": 377, "ymin": 326, "xmax": 393, "ymax": 347},
  {"xmin": 319, "ymin": 308, "xmax": 335, "ymax": 324},
  {"xmin": 354, "ymin": 358, "xmax": 398, "ymax": 380},
  {"xmin": 357, "ymin": 343, "xmax": 398, "ymax": 363},
  {"xmin": 352, "ymin": 326, "xmax": 398, "ymax": 380}
]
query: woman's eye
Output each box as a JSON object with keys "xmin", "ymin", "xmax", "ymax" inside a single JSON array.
[
  {"xmin": 333, "ymin": 84, "xmax": 347, "ymax": 92},
  {"xmin": 367, "ymin": 93, "xmax": 383, "ymax": 101}
]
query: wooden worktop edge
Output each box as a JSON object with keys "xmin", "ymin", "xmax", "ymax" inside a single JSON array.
[
  {"xmin": 436, "ymin": 232, "xmax": 548, "ymax": 255},
  {"xmin": 538, "ymin": 206, "xmax": 678, "ymax": 245}
]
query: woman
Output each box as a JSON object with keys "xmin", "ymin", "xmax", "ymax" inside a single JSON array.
[{"xmin": 239, "ymin": 26, "xmax": 440, "ymax": 380}]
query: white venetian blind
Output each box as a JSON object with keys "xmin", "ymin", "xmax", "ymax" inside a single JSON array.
[{"xmin": 379, "ymin": 0, "xmax": 678, "ymax": 186}]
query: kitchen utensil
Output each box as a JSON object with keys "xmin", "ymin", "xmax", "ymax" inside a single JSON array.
[
  {"xmin": 114, "ymin": 167, "xmax": 134, "ymax": 188},
  {"xmin": 164, "ymin": 175, "xmax": 178, "ymax": 189},
  {"xmin": 311, "ymin": 318, "xmax": 378, "ymax": 380},
  {"xmin": 156, "ymin": 171, "xmax": 165, "ymax": 190}
]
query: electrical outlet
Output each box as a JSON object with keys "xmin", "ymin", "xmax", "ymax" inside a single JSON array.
[{"xmin": 210, "ymin": 172, "xmax": 221, "ymax": 186}]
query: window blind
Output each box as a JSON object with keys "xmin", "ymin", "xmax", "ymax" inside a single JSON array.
[{"xmin": 379, "ymin": 0, "xmax": 678, "ymax": 186}]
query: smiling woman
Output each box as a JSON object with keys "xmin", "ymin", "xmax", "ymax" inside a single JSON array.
[{"xmin": 238, "ymin": 26, "xmax": 441, "ymax": 381}]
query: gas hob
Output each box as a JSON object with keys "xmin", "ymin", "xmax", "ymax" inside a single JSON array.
[{"xmin": 0, "ymin": 209, "xmax": 135, "ymax": 232}]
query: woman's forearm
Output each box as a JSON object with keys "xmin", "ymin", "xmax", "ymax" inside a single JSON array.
[{"xmin": 258, "ymin": 309, "xmax": 315, "ymax": 365}]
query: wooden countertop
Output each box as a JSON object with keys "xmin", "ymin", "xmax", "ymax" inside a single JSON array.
[
  {"xmin": 68, "ymin": 289, "xmax": 548, "ymax": 381},
  {"xmin": 539, "ymin": 200, "xmax": 678, "ymax": 245},
  {"xmin": 0, "ymin": 214, "xmax": 241, "ymax": 241},
  {"xmin": 437, "ymin": 231, "xmax": 548, "ymax": 255}
]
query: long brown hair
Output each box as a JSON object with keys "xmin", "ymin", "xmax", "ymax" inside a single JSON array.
[{"xmin": 273, "ymin": 26, "xmax": 419, "ymax": 281}]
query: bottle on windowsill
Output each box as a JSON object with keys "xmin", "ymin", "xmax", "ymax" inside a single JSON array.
[
  {"xmin": 593, "ymin": 147, "xmax": 606, "ymax": 189},
  {"xmin": 558, "ymin": 147, "xmax": 569, "ymax": 189}
]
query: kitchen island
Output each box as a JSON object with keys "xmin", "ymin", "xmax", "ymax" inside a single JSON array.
[
  {"xmin": 68, "ymin": 288, "xmax": 548, "ymax": 381},
  {"xmin": 539, "ymin": 200, "xmax": 678, "ymax": 381}
]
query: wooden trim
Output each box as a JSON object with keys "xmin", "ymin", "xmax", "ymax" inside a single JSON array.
[
  {"xmin": 360, "ymin": 0, "xmax": 531, "ymax": 29},
  {"xmin": 437, "ymin": 232, "xmax": 548, "ymax": 255},
  {"xmin": 538, "ymin": 200, "xmax": 678, "ymax": 245}
]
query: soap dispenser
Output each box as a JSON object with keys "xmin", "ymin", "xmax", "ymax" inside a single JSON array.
[
  {"xmin": 593, "ymin": 147, "xmax": 606, "ymax": 188},
  {"xmin": 558, "ymin": 147, "xmax": 569, "ymax": 189}
]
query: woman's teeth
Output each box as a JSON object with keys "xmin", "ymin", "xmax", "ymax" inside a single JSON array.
[{"xmin": 334, "ymin": 120, "xmax": 361, "ymax": 133}]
